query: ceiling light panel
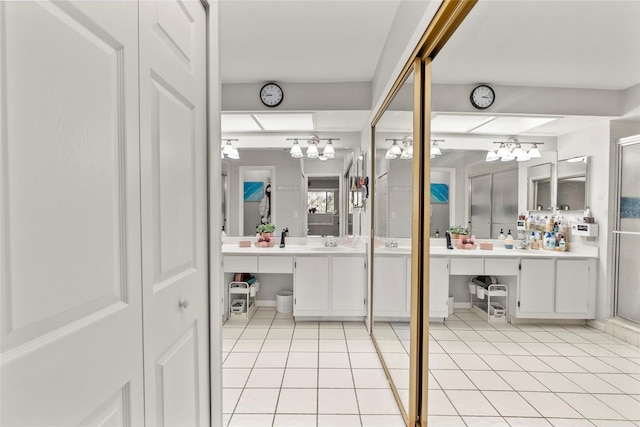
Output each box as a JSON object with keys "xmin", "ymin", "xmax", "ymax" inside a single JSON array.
[
  {"xmin": 253, "ymin": 113, "xmax": 315, "ymax": 131},
  {"xmin": 431, "ymin": 115, "xmax": 495, "ymax": 133},
  {"xmin": 470, "ymin": 116, "xmax": 557, "ymax": 134},
  {"xmin": 221, "ymin": 114, "xmax": 262, "ymax": 132}
]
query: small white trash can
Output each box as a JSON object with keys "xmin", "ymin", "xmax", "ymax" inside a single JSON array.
[{"xmin": 276, "ymin": 291, "xmax": 293, "ymax": 313}]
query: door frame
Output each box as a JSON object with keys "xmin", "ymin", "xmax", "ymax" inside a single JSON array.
[{"xmin": 304, "ymin": 172, "xmax": 344, "ymax": 236}]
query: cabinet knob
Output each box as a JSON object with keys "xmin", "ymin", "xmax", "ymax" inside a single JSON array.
[{"xmin": 178, "ymin": 297, "xmax": 190, "ymax": 310}]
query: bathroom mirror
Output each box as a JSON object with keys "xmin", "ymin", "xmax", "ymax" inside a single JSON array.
[
  {"xmin": 557, "ymin": 156, "xmax": 588, "ymax": 211},
  {"xmin": 527, "ymin": 162, "xmax": 553, "ymax": 211},
  {"xmin": 371, "ymin": 68, "xmax": 414, "ymax": 418},
  {"xmin": 344, "ymin": 151, "xmax": 366, "ymax": 236}
]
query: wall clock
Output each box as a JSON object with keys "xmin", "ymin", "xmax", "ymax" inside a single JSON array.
[
  {"xmin": 260, "ymin": 83, "xmax": 284, "ymax": 107},
  {"xmin": 470, "ymin": 84, "xmax": 495, "ymax": 110}
]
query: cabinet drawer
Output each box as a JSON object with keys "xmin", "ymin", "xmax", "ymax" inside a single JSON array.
[
  {"xmin": 450, "ymin": 257, "xmax": 484, "ymax": 275},
  {"xmin": 224, "ymin": 256, "xmax": 257, "ymax": 273},
  {"xmin": 484, "ymin": 258, "xmax": 519, "ymax": 276},
  {"xmin": 259, "ymin": 256, "xmax": 293, "ymax": 273}
]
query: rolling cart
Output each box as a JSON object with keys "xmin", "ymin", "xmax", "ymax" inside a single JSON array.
[{"xmin": 228, "ymin": 280, "xmax": 259, "ymax": 319}]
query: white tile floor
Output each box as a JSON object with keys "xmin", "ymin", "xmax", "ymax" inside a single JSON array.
[{"xmin": 223, "ymin": 308, "xmax": 640, "ymax": 426}]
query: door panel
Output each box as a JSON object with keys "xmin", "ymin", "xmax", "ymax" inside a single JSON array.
[
  {"xmin": 1, "ymin": 1, "xmax": 144, "ymax": 425},
  {"xmin": 470, "ymin": 174, "xmax": 491, "ymax": 238},
  {"xmin": 139, "ymin": 0, "xmax": 209, "ymax": 425},
  {"xmin": 616, "ymin": 139, "xmax": 640, "ymax": 323},
  {"xmin": 491, "ymin": 169, "xmax": 518, "ymax": 238}
]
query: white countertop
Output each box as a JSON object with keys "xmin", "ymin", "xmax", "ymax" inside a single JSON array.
[{"xmin": 222, "ymin": 244, "xmax": 366, "ymax": 255}]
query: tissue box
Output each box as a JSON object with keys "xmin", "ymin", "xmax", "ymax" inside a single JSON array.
[
  {"xmin": 238, "ymin": 240, "xmax": 251, "ymax": 247},
  {"xmin": 479, "ymin": 242, "xmax": 493, "ymax": 250}
]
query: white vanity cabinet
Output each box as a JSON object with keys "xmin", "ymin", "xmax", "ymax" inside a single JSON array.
[
  {"xmin": 429, "ymin": 257, "xmax": 450, "ymax": 319},
  {"xmin": 373, "ymin": 256, "xmax": 409, "ymax": 318},
  {"xmin": 517, "ymin": 257, "xmax": 595, "ymax": 319},
  {"xmin": 294, "ymin": 255, "xmax": 365, "ymax": 317}
]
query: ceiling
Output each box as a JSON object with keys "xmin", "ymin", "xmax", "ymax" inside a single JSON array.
[{"xmin": 220, "ymin": 1, "xmax": 640, "ymax": 141}]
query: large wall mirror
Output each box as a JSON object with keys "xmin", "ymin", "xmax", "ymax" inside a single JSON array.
[
  {"xmin": 557, "ymin": 156, "xmax": 589, "ymax": 211},
  {"xmin": 527, "ymin": 162, "xmax": 553, "ymax": 211},
  {"xmin": 372, "ymin": 67, "xmax": 415, "ymax": 421}
]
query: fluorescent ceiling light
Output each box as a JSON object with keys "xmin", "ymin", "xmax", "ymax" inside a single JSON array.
[
  {"xmin": 221, "ymin": 114, "xmax": 261, "ymax": 132},
  {"xmin": 470, "ymin": 116, "xmax": 557, "ymax": 134},
  {"xmin": 253, "ymin": 113, "xmax": 314, "ymax": 131},
  {"xmin": 431, "ymin": 114, "xmax": 495, "ymax": 133}
]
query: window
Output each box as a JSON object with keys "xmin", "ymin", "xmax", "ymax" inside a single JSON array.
[{"xmin": 308, "ymin": 191, "xmax": 335, "ymax": 213}]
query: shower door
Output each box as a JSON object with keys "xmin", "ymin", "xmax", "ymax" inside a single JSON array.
[{"xmin": 614, "ymin": 135, "xmax": 640, "ymax": 324}]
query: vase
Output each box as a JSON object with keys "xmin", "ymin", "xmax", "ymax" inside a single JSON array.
[{"xmin": 261, "ymin": 232, "xmax": 272, "ymax": 240}]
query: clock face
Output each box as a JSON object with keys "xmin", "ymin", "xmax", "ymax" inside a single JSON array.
[
  {"xmin": 470, "ymin": 85, "xmax": 495, "ymax": 109},
  {"xmin": 260, "ymin": 83, "xmax": 283, "ymax": 107}
]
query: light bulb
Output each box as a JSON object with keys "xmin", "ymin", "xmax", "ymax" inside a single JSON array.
[
  {"xmin": 306, "ymin": 142, "xmax": 319, "ymax": 158},
  {"xmin": 222, "ymin": 141, "xmax": 234, "ymax": 155},
  {"xmin": 290, "ymin": 140, "xmax": 303, "ymax": 158},
  {"xmin": 528, "ymin": 143, "xmax": 542, "ymax": 158},
  {"xmin": 323, "ymin": 140, "xmax": 336, "ymax": 156},
  {"xmin": 390, "ymin": 141, "xmax": 402, "ymax": 155},
  {"xmin": 228, "ymin": 147, "xmax": 240, "ymax": 160},
  {"xmin": 485, "ymin": 150, "xmax": 499, "ymax": 162},
  {"xmin": 385, "ymin": 148, "xmax": 397, "ymax": 160}
]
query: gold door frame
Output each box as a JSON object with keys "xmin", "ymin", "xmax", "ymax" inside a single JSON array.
[{"xmin": 369, "ymin": 1, "xmax": 477, "ymax": 425}]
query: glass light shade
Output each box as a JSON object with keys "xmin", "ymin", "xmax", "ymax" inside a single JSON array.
[
  {"xmin": 323, "ymin": 151, "xmax": 335, "ymax": 159},
  {"xmin": 516, "ymin": 151, "xmax": 531, "ymax": 162},
  {"xmin": 323, "ymin": 141, "xmax": 336, "ymax": 156},
  {"xmin": 228, "ymin": 147, "xmax": 240, "ymax": 160},
  {"xmin": 390, "ymin": 141, "xmax": 402, "ymax": 155},
  {"xmin": 385, "ymin": 148, "xmax": 397, "ymax": 160},
  {"xmin": 431, "ymin": 142, "xmax": 442, "ymax": 156},
  {"xmin": 318, "ymin": 155, "xmax": 328, "ymax": 162},
  {"xmin": 528, "ymin": 144, "xmax": 542, "ymax": 158},
  {"xmin": 222, "ymin": 141, "xmax": 234, "ymax": 155},
  {"xmin": 290, "ymin": 141, "xmax": 303, "ymax": 158},
  {"xmin": 485, "ymin": 150, "xmax": 499, "ymax": 162},
  {"xmin": 501, "ymin": 152, "xmax": 515, "ymax": 161},
  {"xmin": 306, "ymin": 142, "xmax": 319, "ymax": 158},
  {"xmin": 496, "ymin": 143, "xmax": 508, "ymax": 157},
  {"xmin": 430, "ymin": 153, "xmax": 436, "ymax": 159},
  {"xmin": 400, "ymin": 148, "xmax": 412, "ymax": 159},
  {"xmin": 512, "ymin": 144, "xmax": 524, "ymax": 157}
]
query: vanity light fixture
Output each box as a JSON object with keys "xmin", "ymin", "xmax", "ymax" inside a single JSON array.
[
  {"xmin": 487, "ymin": 137, "xmax": 544, "ymax": 162},
  {"xmin": 221, "ymin": 139, "xmax": 240, "ymax": 160},
  {"xmin": 431, "ymin": 139, "xmax": 444, "ymax": 156},
  {"xmin": 385, "ymin": 138, "xmax": 413, "ymax": 160},
  {"xmin": 290, "ymin": 139, "xmax": 304, "ymax": 158},
  {"xmin": 287, "ymin": 135, "xmax": 341, "ymax": 160}
]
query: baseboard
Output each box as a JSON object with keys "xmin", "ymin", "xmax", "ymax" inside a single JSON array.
[
  {"xmin": 256, "ymin": 300, "xmax": 276, "ymax": 307},
  {"xmin": 600, "ymin": 317, "xmax": 640, "ymax": 347},
  {"xmin": 453, "ymin": 302, "xmax": 472, "ymax": 310}
]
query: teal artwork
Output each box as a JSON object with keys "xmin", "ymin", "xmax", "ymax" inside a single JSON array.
[
  {"xmin": 244, "ymin": 182, "xmax": 264, "ymax": 201},
  {"xmin": 620, "ymin": 197, "xmax": 640, "ymax": 218},
  {"xmin": 430, "ymin": 183, "xmax": 449, "ymax": 204}
]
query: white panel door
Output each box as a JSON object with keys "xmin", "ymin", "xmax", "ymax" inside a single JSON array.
[
  {"xmin": 139, "ymin": 1, "xmax": 209, "ymax": 425},
  {"xmin": 429, "ymin": 257, "xmax": 449, "ymax": 318},
  {"xmin": 1, "ymin": 2, "xmax": 144, "ymax": 425},
  {"xmin": 519, "ymin": 259, "xmax": 555, "ymax": 315},
  {"xmin": 555, "ymin": 259, "xmax": 590, "ymax": 314},
  {"xmin": 332, "ymin": 256, "xmax": 365, "ymax": 313},
  {"xmin": 294, "ymin": 257, "xmax": 330, "ymax": 313},
  {"xmin": 373, "ymin": 256, "xmax": 407, "ymax": 317}
]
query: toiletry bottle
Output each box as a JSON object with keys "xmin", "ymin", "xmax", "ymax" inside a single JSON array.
[
  {"xmin": 559, "ymin": 235, "xmax": 566, "ymax": 251},
  {"xmin": 505, "ymin": 232, "xmax": 514, "ymax": 249},
  {"xmin": 498, "ymin": 229, "xmax": 505, "ymax": 240},
  {"xmin": 435, "ymin": 229, "xmax": 440, "ymax": 238}
]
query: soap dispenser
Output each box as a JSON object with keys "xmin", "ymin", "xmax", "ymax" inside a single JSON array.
[
  {"xmin": 498, "ymin": 229, "xmax": 505, "ymax": 240},
  {"xmin": 505, "ymin": 230, "xmax": 514, "ymax": 249}
]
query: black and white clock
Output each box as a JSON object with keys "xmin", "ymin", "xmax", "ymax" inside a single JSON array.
[
  {"xmin": 260, "ymin": 82, "xmax": 284, "ymax": 107},
  {"xmin": 470, "ymin": 84, "xmax": 495, "ymax": 110}
]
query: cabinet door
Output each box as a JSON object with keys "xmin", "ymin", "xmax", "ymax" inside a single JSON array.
[
  {"xmin": 518, "ymin": 259, "xmax": 555, "ymax": 315},
  {"xmin": 429, "ymin": 257, "xmax": 450, "ymax": 318},
  {"xmin": 332, "ymin": 256, "xmax": 366, "ymax": 314},
  {"xmin": 556, "ymin": 259, "xmax": 590, "ymax": 314},
  {"xmin": 373, "ymin": 256, "xmax": 407, "ymax": 317},
  {"xmin": 294, "ymin": 257, "xmax": 330, "ymax": 313}
]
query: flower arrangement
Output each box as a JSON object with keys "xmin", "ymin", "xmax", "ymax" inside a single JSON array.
[
  {"xmin": 256, "ymin": 223, "xmax": 276, "ymax": 247},
  {"xmin": 448, "ymin": 225, "xmax": 469, "ymax": 238},
  {"xmin": 257, "ymin": 223, "xmax": 276, "ymax": 234}
]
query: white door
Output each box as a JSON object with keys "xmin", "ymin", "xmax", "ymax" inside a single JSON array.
[
  {"xmin": 555, "ymin": 259, "xmax": 590, "ymax": 314},
  {"xmin": 429, "ymin": 257, "xmax": 449, "ymax": 318},
  {"xmin": 138, "ymin": 1, "xmax": 209, "ymax": 425},
  {"xmin": 1, "ymin": 2, "xmax": 144, "ymax": 425},
  {"xmin": 332, "ymin": 256, "xmax": 365, "ymax": 313},
  {"xmin": 373, "ymin": 256, "xmax": 407, "ymax": 317},
  {"xmin": 518, "ymin": 259, "xmax": 555, "ymax": 315},
  {"xmin": 294, "ymin": 257, "xmax": 330, "ymax": 313}
]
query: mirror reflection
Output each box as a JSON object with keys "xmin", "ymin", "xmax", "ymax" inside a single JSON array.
[
  {"xmin": 557, "ymin": 156, "xmax": 588, "ymax": 211},
  {"xmin": 528, "ymin": 163, "xmax": 553, "ymax": 211},
  {"xmin": 372, "ymin": 69, "xmax": 414, "ymax": 416}
]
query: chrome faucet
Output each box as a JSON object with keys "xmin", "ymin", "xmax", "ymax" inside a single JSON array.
[
  {"xmin": 384, "ymin": 240, "xmax": 398, "ymax": 248},
  {"xmin": 324, "ymin": 236, "xmax": 338, "ymax": 247}
]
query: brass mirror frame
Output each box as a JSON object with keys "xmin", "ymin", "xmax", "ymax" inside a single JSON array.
[{"xmin": 369, "ymin": 1, "xmax": 477, "ymax": 425}]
